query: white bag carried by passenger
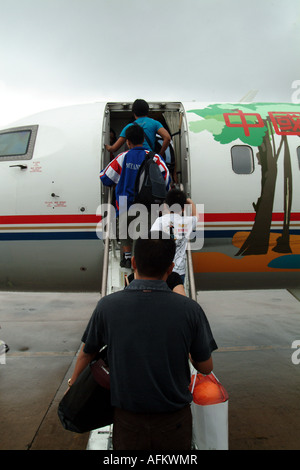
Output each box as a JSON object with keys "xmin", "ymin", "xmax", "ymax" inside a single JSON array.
[{"xmin": 190, "ymin": 371, "xmax": 229, "ymax": 450}]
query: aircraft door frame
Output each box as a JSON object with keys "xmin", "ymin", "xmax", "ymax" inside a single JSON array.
[{"xmin": 101, "ymin": 105, "xmax": 111, "ymax": 204}]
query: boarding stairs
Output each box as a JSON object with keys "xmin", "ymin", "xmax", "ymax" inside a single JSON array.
[{"xmin": 86, "ymin": 188, "xmax": 197, "ymax": 450}]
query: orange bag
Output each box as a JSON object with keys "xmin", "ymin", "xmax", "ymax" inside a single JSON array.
[
  {"xmin": 189, "ymin": 371, "xmax": 229, "ymax": 450},
  {"xmin": 189, "ymin": 372, "xmax": 229, "ymax": 406}
]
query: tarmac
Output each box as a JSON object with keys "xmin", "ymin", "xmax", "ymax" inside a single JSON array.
[{"xmin": 0, "ymin": 288, "xmax": 299, "ymax": 451}]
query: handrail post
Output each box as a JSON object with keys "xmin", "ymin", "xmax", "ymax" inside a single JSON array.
[
  {"xmin": 187, "ymin": 241, "xmax": 197, "ymax": 301},
  {"xmin": 100, "ymin": 187, "xmax": 112, "ymax": 298}
]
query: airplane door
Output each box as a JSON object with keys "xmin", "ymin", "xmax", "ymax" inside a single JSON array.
[
  {"xmin": 12, "ymin": 109, "xmax": 104, "ymax": 217},
  {"xmin": 0, "ymin": 125, "xmax": 38, "ymax": 216}
]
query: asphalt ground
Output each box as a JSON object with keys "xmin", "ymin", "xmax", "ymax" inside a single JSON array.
[
  {"xmin": 0, "ymin": 288, "xmax": 299, "ymax": 451},
  {"xmin": 0, "ymin": 291, "xmax": 99, "ymax": 450}
]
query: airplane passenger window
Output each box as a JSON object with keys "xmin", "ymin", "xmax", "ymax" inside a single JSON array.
[
  {"xmin": 0, "ymin": 125, "xmax": 38, "ymax": 161},
  {"xmin": 231, "ymin": 145, "xmax": 254, "ymax": 174},
  {"xmin": 297, "ymin": 147, "xmax": 300, "ymax": 170}
]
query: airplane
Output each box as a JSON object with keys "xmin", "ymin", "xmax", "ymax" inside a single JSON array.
[{"xmin": 0, "ymin": 100, "xmax": 299, "ymax": 293}]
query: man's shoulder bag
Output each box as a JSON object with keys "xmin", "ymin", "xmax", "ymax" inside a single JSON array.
[{"xmin": 57, "ymin": 347, "xmax": 113, "ymax": 433}]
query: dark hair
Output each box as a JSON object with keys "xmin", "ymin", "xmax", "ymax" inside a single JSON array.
[
  {"xmin": 133, "ymin": 232, "xmax": 176, "ymax": 278},
  {"xmin": 125, "ymin": 124, "xmax": 144, "ymax": 145},
  {"xmin": 132, "ymin": 99, "xmax": 149, "ymax": 117},
  {"xmin": 165, "ymin": 189, "xmax": 187, "ymax": 211}
]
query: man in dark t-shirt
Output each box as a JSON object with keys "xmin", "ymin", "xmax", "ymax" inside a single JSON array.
[{"xmin": 68, "ymin": 232, "xmax": 217, "ymax": 450}]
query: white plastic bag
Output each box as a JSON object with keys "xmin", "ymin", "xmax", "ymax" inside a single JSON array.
[{"xmin": 190, "ymin": 371, "xmax": 229, "ymax": 450}]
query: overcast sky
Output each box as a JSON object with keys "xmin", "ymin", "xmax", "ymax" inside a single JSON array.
[{"xmin": 0, "ymin": 0, "xmax": 299, "ymax": 126}]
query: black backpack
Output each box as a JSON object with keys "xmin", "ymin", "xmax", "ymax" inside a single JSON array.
[{"xmin": 134, "ymin": 151, "xmax": 167, "ymax": 209}]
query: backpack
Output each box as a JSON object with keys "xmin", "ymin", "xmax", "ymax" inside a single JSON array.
[{"xmin": 134, "ymin": 151, "xmax": 167, "ymax": 209}]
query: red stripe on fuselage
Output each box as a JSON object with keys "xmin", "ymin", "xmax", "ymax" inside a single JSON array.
[
  {"xmin": 0, "ymin": 212, "xmax": 299, "ymax": 225},
  {"xmin": 0, "ymin": 214, "xmax": 102, "ymax": 225}
]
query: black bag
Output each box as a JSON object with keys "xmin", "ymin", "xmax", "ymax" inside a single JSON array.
[
  {"xmin": 58, "ymin": 351, "xmax": 113, "ymax": 433},
  {"xmin": 134, "ymin": 151, "xmax": 167, "ymax": 209}
]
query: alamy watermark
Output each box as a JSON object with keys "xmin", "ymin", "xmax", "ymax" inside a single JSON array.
[
  {"xmin": 291, "ymin": 340, "xmax": 300, "ymax": 365},
  {"xmin": 0, "ymin": 340, "xmax": 7, "ymax": 365},
  {"xmin": 291, "ymin": 80, "xmax": 300, "ymax": 104},
  {"xmin": 96, "ymin": 198, "xmax": 205, "ymax": 250}
]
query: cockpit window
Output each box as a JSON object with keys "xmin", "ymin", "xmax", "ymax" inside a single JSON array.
[{"xmin": 0, "ymin": 125, "xmax": 38, "ymax": 161}]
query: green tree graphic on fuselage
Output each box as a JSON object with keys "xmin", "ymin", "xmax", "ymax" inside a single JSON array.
[{"xmin": 188, "ymin": 103, "xmax": 298, "ymax": 256}]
